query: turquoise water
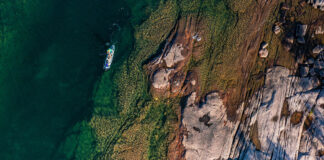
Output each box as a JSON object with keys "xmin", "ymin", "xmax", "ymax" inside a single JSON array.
[{"xmin": 0, "ymin": 0, "xmax": 145, "ymax": 159}]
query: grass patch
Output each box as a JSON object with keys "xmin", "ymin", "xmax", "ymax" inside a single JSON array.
[
  {"xmin": 291, "ymin": 111, "xmax": 303, "ymax": 125},
  {"xmin": 250, "ymin": 121, "xmax": 261, "ymax": 151},
  {"xmin": 281, "ymin": 98, "xmax": 290, "ymax": 118}
]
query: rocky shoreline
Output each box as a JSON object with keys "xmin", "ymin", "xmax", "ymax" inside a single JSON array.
[{"xmin": 146, "ymin": 1, "xmax": 324, "ymax": 159}]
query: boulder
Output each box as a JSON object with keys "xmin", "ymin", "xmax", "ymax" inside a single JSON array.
[
  {"xmin": 273, "ymin": 25, "xmax": 281, "ymax": 34},
  {"xmin": 286, "ymin": 34, "xmax": 294, "ymax": 44},
  {"xmin": 312, "ymin": 45, "xmax": 324, "ymax": 55},
  {"xmin": 281, "ymin": 3, "xmax": 290, "ymax": 10},
  {"xmin": 308, "ymin": 57, "xmax": 315, "ymax": 64},
  {"xmin": 315, "ymin": 26, "xmax": 324, "ymax": 34},
  {"xmin": 260, "ymin": 42, "xmax": 268, "ymax": 49},
  {"xmin": 296, "ymin": 24, "xmax": 308, "ymax": 37},
  {"xmin": 152, "ymin": 69, "xmax": 173, "ymax": 89},
  {"xmin": 320, "ymin": 70, "xmax": 324, "ymax": 78},
  {"xmin": 310, "ymin": 68, "xmax": 317, "ymax": 76},
  {"xmin": 309, "ymin": 0, "xmax": 324, "ymax": 11},
  {"xmin": 190, "ymin": 80, "xmax": 196, "ymax": 86},
  {"xmin": 296, "ymin": 24, "xmax": 307, "ymax": 44},
  {"xmin": 283, "ymin": 42, "xmax": 293, "ymax": 51},
  {"xmin": 318, "ymin": 52, "xmax": 324, "ymax": 60},
  {"xmin": 259, "ymin": 48, "xmax": 269, "ymax": 58},
  {"xmin": 317, "ymin": 90, "xmax": 324, "ymax": 105},
  {"xmin": 297, "ymin": 36, "xmax": 306, "ymax": 44},
  {"xmin": 299, "ymin": 66, "xmax": 309, "ymax": 77},
  {"xmin": 163, "ymin": 43, "xmax": 185, "ymax": 67},
  {"xmin": 296, "ymin": 76, "xmax": 320, "ymax": 92},
  {"xmin": 314, "ymin": 59, "xmax": 324, "ymax": 70}
]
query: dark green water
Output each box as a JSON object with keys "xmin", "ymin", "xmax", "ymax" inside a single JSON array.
[{"xmin": 0, "ymin": 0, "xmax": 154, "ymax": 159}]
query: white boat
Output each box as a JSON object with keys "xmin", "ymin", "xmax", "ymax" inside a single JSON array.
[{"xmin": 103, "ymin": 45, "xmax": 115, "ymax": 71}]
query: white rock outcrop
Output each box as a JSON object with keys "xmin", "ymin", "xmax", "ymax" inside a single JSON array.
[
  {"xmin": 312, "ymin": 45, "xmax": 324, "ymax": 55},
  {"xmin": 182, "ymin": 66, "xmax": 324, "ymax": 160},
  {"xmin": 229, "ymin": 66, "xmax": 321, "ymax": 160},
  {"xmin": 152, "ymin": 69, "xmax": 173, "ymax": 89},
  {"xmin": 273, "ymin": 25, "xmax": 281, "ymax": 35},
  {"xmin": 315, "ymin": 26, "xmax": 324, "ymax": 34},
  {"xmin": 163, "ymin": 43, "xmax": 184, "ymax": 67},
  {"xmin": 298, "ymin": 90, "xmax": 324, "ymax": 160},
  {"xmin": 309, "ymin": 0, "xmax": 324, "ymax": 11},
  {"xmin": 182, "ymin": 92, "xmax": 242, "ymax": 160},
  {"xmin": 259, "ymin": 42, "xmax": 269, "ymax": 58}
]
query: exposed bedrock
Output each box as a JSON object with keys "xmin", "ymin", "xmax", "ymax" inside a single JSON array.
[
  {"xmin": 163, "ymin": 43, "xmax": 185, "ymax": 68},
  {"xmin": 182, "ymin": 92, "xmax": 242, "ymax": 160},
  {"xmin": 147, "ymin": 16, "xmax": 204, "ymax": 97},
  {"xmin": 182, "ymin": 66, "xmax": 324, "ymax": 160},
  {"xmin": 152, "ymin": 68, "xmax": 174, "ymax": 89},
  {"xmin": 308, "ymin": 0, "xmax": 324, "ymax": 11}
]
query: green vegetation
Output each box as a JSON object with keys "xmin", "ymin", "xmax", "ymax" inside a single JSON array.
[
  {"xmin": 58, "ymin": 0, "xmax": 302, "ymax": 159},
  {"xmin": 68, "ymin": 0, "xmax": 263, "ymax": 159},
  {"xmin": 77, "ymin": 0, "xmax": 237, "ymax": 159},
  {"xmin": 0, "ymin": 0, "xmax": 118, "ymax": 159},
  {"xmin": 58, "ymin": 0, "xmax": 179, "ymax": 159},
  {"xmin": 57, "ymin": 122, "xmax": 96, "ymax": 160},
  {"xmin": 2, "ymin": 0, "xmax": 315, "ymax": 159},
  {"xmin": 146, "ymin": 103, "xmax": 177, "ymax": 159}
]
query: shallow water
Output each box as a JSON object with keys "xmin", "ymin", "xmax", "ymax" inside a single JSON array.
[{"xmin": 0, "ymin": 0, "xmax": 139, "ymax": 159}]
